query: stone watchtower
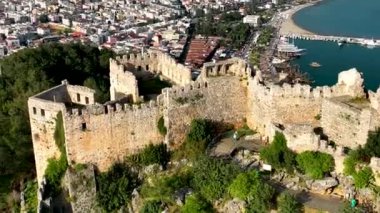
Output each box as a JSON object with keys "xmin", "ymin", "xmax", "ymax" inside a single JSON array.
[{"xmin": 28, "ymin": 80, "xmax": 95, "ymax": 184}]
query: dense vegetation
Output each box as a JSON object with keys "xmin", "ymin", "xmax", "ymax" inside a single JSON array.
[
  {"xmin": 173, "ymin": 119, "xmax": 214, "ymax": 160},
  {"xmin": 181, "ymin": 194, "xmax": 213, "ymax": 213},
  {"xmin": 24, "ymin": 180, "xmax": 38, "ymax": 213},
  {"xmin": 140, "ymin": 200, "xmax": 164, "ymax": 213},
  {"xmin": 277, "ymin": 192, "xmax": 303, "ymax": 213},
  {"xmin": 296, "ymin": 151, "xmax": 335, "ymax": 179},
  {"xmin": 127, "ymin": 143, "xmax": 170, "ymax": 168},
  {"xmin": 195, "ymin": 11, "xmax": 251, "ymax": 49},
  {"xmin": 229, "ymin": 170, "xmax": 275, "ymax": 212},
  {"xmin": 96, "ymin": 163, "xmax": 140, "ymax": 211},
  {"xmin": 140, "ymin": 171, "xmax": 192, "ymax": 203},
  {"xmin": 260, "ymin": 132, "xmax": 296, "ymax": 173},
  {"xmin": 192, "ymin": 156, "xmax": 241, "ymax": 202}
]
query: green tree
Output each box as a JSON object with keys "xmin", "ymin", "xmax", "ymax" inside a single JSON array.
[
  {"xmin": 296, "ymin": 151, "xmax": 334, "ymax": 179},
  {"xmin": 277, "ymin": 192, "xmax": 303, "ymax": 213},
  {"xmin": 192, "ymin": 156, "xmax": 241, "ymax": 202},
  {"xmin": 260, "ymin": 132, "xmax": 296, "ymax": 173},
  {"xmin": 229, "ymin": 171, "xmax": 275, "ymax": 212},
  {"xmin": 181, "ymin": 194, "xmax": 214, "ymax": 213},
  {"xmin": 186, "ymin": 119, "xmax": 212, "ymax": 143},
  {"xmin": 96, "ymin": 163, "xmax": 140, "ymax": 211}
]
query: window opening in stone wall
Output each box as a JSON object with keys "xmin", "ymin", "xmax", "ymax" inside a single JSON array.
[
  {"xmin": 77, "ymin": 93, "xmax": 81, "ymax": 102},
  {"xmin": 41, "ymin": 109, "xmax": 45, "ymax": 116},
  {"xmin": 146, "ymin": 65, "xmax": 149, "ymax": 71},
  {"xmin": 81, "ymin": 122, "xmax": 87, "ymax": 131},
  {"xmin": 33, "ymin": 107, "xmax": 37, "ymax": 114},
  {"xmin": 85, "ymin": 97, "xmax": 89, "ymax": 104}
]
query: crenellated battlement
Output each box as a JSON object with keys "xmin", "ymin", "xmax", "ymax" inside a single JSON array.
[
  {"xmin": 202, "ymin": 58, "xmax": 251, "ymax": 78},
  {"xmin": 249, "ymin": 73, "xmax": 365, "ymax": 100},
  {"xmin": 161, "ymin": 80, "xmax": 209, "ymax": 98},
  {"xmin": 65, "ymin": 99, "xmax": 160, "ymax": 118}
]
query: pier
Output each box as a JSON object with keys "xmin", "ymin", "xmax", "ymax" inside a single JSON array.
[{"xmin": 280, "ymin": 33, "xmax": 380, "ymax": 47}]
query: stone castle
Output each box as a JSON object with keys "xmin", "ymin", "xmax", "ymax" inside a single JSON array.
[{"xmin": 28, "ymin": 49, "xmax": 380, "ymax": 184}]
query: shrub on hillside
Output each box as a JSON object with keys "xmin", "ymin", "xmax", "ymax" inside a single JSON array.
[
  {"xmin": 127, "ymin": 143, "xmax": 170, "ymax": 168},
  {"xmin": 140, "ymin": 200, "xmax": 164, "ymax": 213},
  {"xmin": 229, "ymin": 171, "xmax": 275, "ymax": 212},
  {"xmin": 24, "ymin": 180, "xmax": 38, "ymax": 213},
  {"xmin": 96, "ymin": 163, "xmax": 140, "ymax": 211},
  {"xmin": 192, "ymin": 156, "xmax": 241, "ymax": 202},
  {"xmin": 173, "ymin": 119, "xmax": 214, "ymax": 160},
  {"xmin": 353, "ymin": 167, "xmax": 374, "ymax": 188},
  {"xmin": 277, "ymin": 192, "xmax": 303, "ymax": 213},
  {"xmin": 181, "ymin": 194, "xmax": 214, "ymax": 213},
  {"xmin": 140, "ymin": 172, "xmax": 192, "ymax": 202},
  {"xmin": 260, "ymin": 132, "xmax": 296, "ymax": 173},
  {"xmin": 296, "ymin": 151, "xmax": 334, "ymax": 179},
  {"xmin": 186, "ymin": 119, "xmax": 212, "ymax": 143}
]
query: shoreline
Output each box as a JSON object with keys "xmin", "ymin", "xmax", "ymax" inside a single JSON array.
[{"xmin": 279, "ymin": 1, "xmax": 322, "ymax": 37}]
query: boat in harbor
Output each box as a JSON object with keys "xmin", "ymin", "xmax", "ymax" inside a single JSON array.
[
  {"xmin": 310, "ymin": 62, "xmax": 322, "ymax": 68},
  {"xmin": 361, "ymin": 39, "xmax": 380, "ymax": 48},
  {"xmin": 277, "ymin": 37, "xmax": 306, "ymax": 57}
]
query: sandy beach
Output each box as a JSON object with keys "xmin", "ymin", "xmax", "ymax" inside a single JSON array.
[{"xmin": 279, "ymin": 1, "xmax": 321, "ymax": 37}]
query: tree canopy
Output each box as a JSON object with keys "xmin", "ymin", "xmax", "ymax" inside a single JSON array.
[
  {"xmin": 229, "ymin": 171, "xmax": 275, "ymax": 212},
  {"xmin": 0, "ymin": 42, "xmax": 114, "ymax": 207},
  {"xmin": 296, "ymin": 151, "xmax": 334, "ymax": 179},
  {"xmin": 260, "ymin": 132, "xmax": 296, "ymax": 173}
]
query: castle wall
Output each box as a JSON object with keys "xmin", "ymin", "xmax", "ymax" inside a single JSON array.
[
  {"xmin": 66, "ymin": 85, "xmax": 95, "ymax": 105},
  {"xmin": 164, "ymin": 76, "xmax": 248, "ymax": 146},
  {"xmin": 115, "ymin": 50, "xmax": 192, "ymax": 86},
  {"xmin": 247, "ymin": 78, "xmax": 322, "ymax": 136},
  {"xmin": 28, "ymin": 97, "xmax": 66, "ymax": 184},
  {"xmin": 247, "ymin": 74, "xmax": 368, "ymax": 145},
  {"xmin": 109, "ymin": 58, "xmax": 139, "ymax": 102},
  {"xmin": 321, "ymin": 97, "xmax": 379, "ymax": 148},
  {"xmin": 63, "ymin": 102, "xmax": 164, "ymax": 171}
]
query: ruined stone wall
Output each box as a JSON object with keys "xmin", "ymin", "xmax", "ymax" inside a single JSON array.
[
  {"xmin": 28, "ymin": 94, "xmax": 66, "ymax": 184},
  {"xmin": 109, "ymin": 58, "xmax": 139, "ymax": 102},
  {"xmin": 247, "ymin": 74, "xmax": 367, "ymax": 140},
  {"xmin": 163, "ymin": 76, "xmax": 248, "ymax": 146},
  {"xmin": 321, "ymin": 97, "xmax": 380, "ymax": 148},
  {"xmin": 63, "ymin": 100, "xmax": 164, "ymax": 172},
  {"xmin": 115, "ymin": 50, "xmax": 192, "ymax": 86}
]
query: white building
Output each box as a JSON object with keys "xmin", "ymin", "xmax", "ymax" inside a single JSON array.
[{"xmin": 243, "ymin": 15, "xmax": 261, "ymax": 27}]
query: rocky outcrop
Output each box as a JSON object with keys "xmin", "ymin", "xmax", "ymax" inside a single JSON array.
[
  {"xmin": 222, "ymin": 199, "xmax": 246, "ymax": 213},
  {"xmin": 307, "ymin": 177, "xmax": 339, "ymax": 193}
]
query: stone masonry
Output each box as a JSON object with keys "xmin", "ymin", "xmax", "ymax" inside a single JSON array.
[{"xmin": 28, "ymin": 50, "xmax": 380, "ymax": 187}]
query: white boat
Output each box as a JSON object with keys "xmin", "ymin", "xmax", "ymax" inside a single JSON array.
[
  {"xmin": 362, "ymin": 39, "xmax": 380, "ymax": 48},
  {"xmin": 277, "ymin": 37, "xmax": 306, "ymax": 56}
]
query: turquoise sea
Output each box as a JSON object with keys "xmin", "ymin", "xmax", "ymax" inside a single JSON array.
[{"xmin": 291, "ymin": 0, "xmax": 380, "ymax": 91}]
